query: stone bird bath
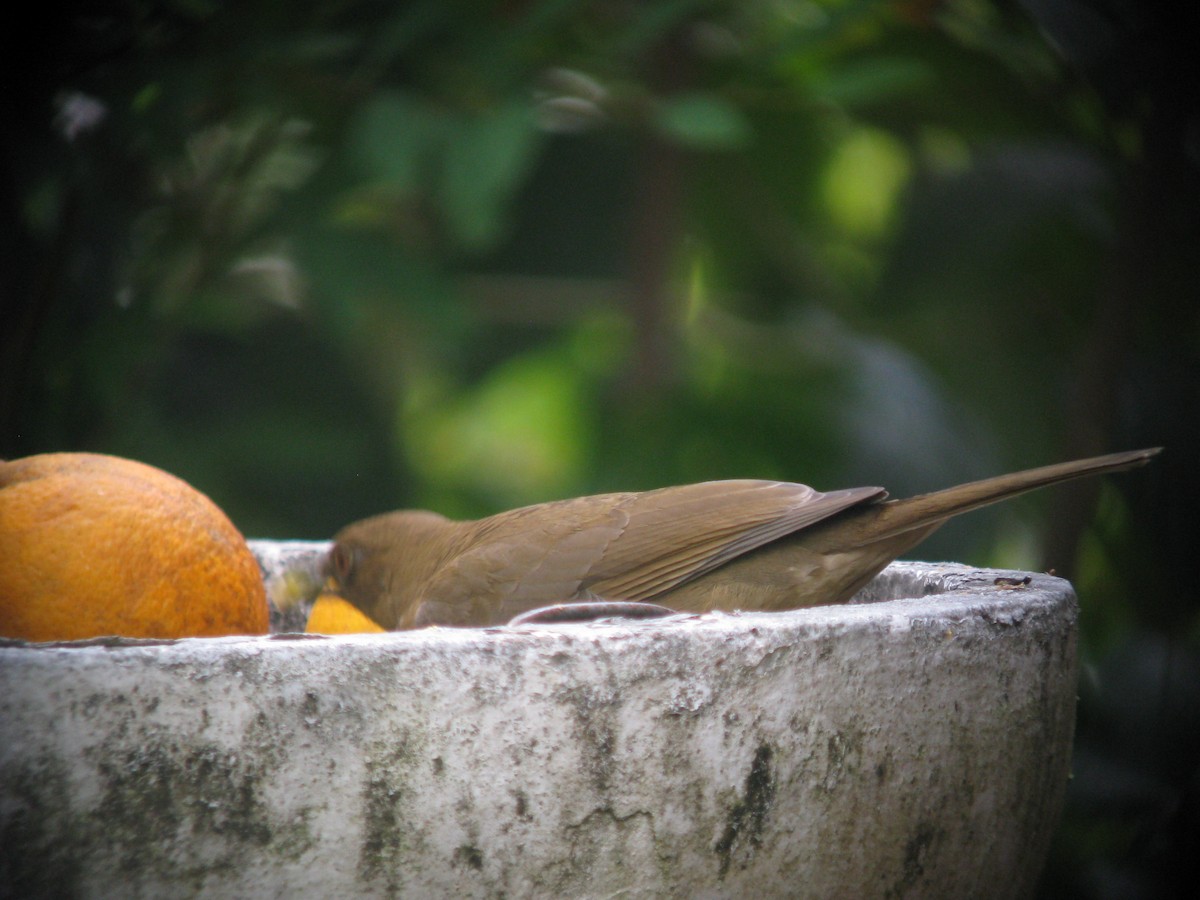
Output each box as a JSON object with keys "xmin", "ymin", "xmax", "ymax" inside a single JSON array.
[{"xmin": 0, "ymin": 556, "xmax": 1076, "ymax": 898}]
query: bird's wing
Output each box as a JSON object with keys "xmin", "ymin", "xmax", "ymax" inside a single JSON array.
[
  {"xmin": 412, "ymin": 480, "xmax": 885, "ymax": 625},
  {"xmin": 579, "ymin": 481, "xmax": 885, "ymax": 600}
]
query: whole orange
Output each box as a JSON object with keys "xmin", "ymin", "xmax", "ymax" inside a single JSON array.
[{"xmin": 0, "ymin": 452, "xmax": 268, "ymax": 641}]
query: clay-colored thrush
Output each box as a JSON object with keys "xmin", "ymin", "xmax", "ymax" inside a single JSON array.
[{"xmin": 321, "ymin": 447, "xmax": 1159, "ymax": 629}]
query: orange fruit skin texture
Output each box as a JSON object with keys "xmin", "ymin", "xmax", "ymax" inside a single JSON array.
[
  {"xmin": 0, "ymin": 452, "xmax": 269, "ymax": 641},
  {"xmin": 306, "ymin": 593, "xmax": 385, "ymax": 634}
]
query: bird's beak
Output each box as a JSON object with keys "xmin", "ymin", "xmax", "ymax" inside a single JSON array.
[
  {"xmin": 258, "ymin": 544, "xmax": 329, "ymax": 613},
  {"xmin": 268, "ymin": 569, "xmax": 322, "ymax": 612}
]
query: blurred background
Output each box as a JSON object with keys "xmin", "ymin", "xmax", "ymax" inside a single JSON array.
[{"xmin": 3, "ymin": 0, "xmax": 1196, "ymax": 895}]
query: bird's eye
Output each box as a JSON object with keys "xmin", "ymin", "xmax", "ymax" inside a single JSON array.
[{"xmin": 330, "ymin": 543, "xmax": 356, "ymax": 583}]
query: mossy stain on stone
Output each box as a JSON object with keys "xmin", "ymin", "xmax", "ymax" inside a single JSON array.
[
  {"xmin": 92, "ymin": 735, "xmax": 281, "ymax": 881},
  {"xmin": 453, "ymin": 844, "xmax": 485, "ymax": 870},
  {"xmin": 0, "ymin": 755, "xmax": 83, "ymax": 900},
  {"xmin": 358, "ymin": 736, "xmax": 424, "ymax": 892},
  {"xmin": 886, "ymin": 821, "xmax": 944, "ymax": 898},
  {"xmin": 715, "ymin": 743, "xmax": 776, "ymax": 877}
]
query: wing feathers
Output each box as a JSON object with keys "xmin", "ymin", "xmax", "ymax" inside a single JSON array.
[
  {"xmin": 424, "ymin": 479, "xmax": 885, "ymax": 616},
  {"xmin": 587, "ymin": 483, "xmax": 884, "ymax": 600}
]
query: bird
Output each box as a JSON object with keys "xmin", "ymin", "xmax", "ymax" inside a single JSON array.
[{"xmin": 315, "ymin": 447, "xmax": 1159, "ymax": 630}]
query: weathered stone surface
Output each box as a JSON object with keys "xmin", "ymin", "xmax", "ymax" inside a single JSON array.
[{"xmin": 0, "ymin": 561, "xmax": 1076, "ymax": 899}]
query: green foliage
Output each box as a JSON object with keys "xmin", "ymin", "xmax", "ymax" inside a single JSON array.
[{"xmin": 656, "ymin": 92, "xmax": 752, "ymax": 150}]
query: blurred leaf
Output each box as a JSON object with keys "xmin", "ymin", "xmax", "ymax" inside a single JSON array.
[
  {"xmin": 822, "ymin": 126, "xmax": 912, "ymax": 236},
  {"xmin": 346, "ymin": 92, "xmax": 542, "ymax": 252},
  {"xmin": 656, "ymin": 92, "xmax": 752, "ymax": 150},
  {"xmin": 611, "ymin": 0, "xmax": 711, "ymax": 56},
  {"xmin": 349, "ymin": 91, "xmax": 446, "ymax": 188},
  {"xmin": 404, "ymin": 347, "xmax": 593, "ymax": 509},
  {"xmin": 439, "ymin": 102, "xmax": 542, "ymax": 250},
  {"xmin": 808, "ymin": 55, "xmax": 933, "ymax": 106}
]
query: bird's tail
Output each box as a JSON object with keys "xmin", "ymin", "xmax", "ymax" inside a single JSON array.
[{"xmin": 851, "ymin": 447, "xmax": 1161, "ymax": 546}]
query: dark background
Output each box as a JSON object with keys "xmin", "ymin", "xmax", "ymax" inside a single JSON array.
[{"xmin": 3, "ymin": 1, "xmax": 1197, "ymax": 896}]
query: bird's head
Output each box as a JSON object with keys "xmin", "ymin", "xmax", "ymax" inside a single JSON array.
[{"xmin": 319, "ymin": 509, "xmax": 460, "ymax": 630}]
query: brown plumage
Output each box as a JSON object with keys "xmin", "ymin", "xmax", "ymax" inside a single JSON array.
[{"xmin": 323, "ymin": 448, "xmax": 1159, "ymax": 629}]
